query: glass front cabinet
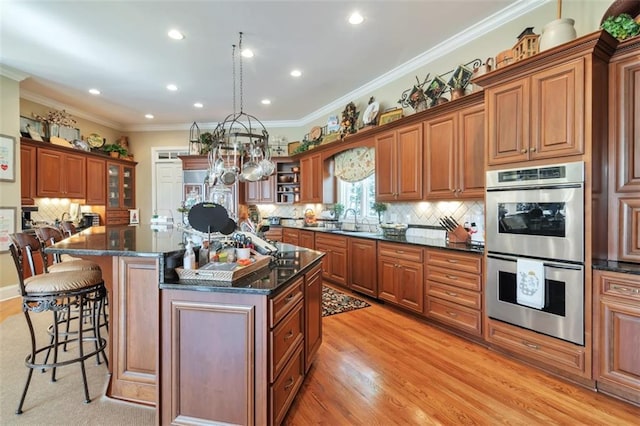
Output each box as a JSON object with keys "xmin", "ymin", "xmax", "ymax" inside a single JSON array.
[{"xmin": 106, "ymin": 161, "xmax": 136, "ymax": 225}]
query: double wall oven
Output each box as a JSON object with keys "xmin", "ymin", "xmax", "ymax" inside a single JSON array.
[{"xmin": 485, "ymin": 162, "xmax": 585, "ymax": 345}]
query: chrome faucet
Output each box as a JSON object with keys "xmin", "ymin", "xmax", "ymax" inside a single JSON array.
[
  {"xmin": 343, "ymin": 208, "xmax": 360, "ymax": 230},
  {"xmin": 61, "ymin": 212, "xmax": 71, "ymax": 222}
]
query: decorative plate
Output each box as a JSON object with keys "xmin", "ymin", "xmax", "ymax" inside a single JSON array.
[
  {"xmin": 309, "ymin": 126, "xmax": 322, "ymax": 141},
  {"xmin": 362, "ymin": 101, "xmax": 380, "ymax": 125},
  {"xmin": 87, "ymin": 133, "xmax": 104, "ymax": 148}
]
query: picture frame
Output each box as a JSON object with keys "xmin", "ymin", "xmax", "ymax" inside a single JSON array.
[
  {"xmin": 129, "ymin": 209, "xmax": 140, "ymax": 225},
  {"xmin": 0, "ymin": 134, "xmax": 16, "ymax": 182},
  {"xmin": 378, "ymin": 108, "xmax": 404, "ymax": 126},
  {"xmin": 184, "ymin": 184, "xmax": 203, "ymax": 201},
  {"xmin": 19, "ymin": 116, "xmax": 43, "ymax": 138},
  {"xmin": 425, "ymin": 76, "xmax": 447, "ymax": 100},
  {"xmin": 288, "ymin": 141, "xmax": 301, "ymax": 156},
  {"xmin": 320, "ymin": 132, "xmax": 341, "ymax": 145},
  {"xmin": 0, "ymin": 207, "xmax": 17, "ymax": 253}
]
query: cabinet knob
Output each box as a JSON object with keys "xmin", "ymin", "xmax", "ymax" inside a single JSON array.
[
  {"xmin": 520, "ymin": 148, "xmax": 528, "ymax": 154},
  {"xmin": 530, "ymin": 147, "xmax": 537, "ymax": 152}
]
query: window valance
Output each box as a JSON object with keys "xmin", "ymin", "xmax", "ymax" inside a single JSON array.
[{"xmin": 334, "ymin": 147, "xmax": 375, "ymax": 183}]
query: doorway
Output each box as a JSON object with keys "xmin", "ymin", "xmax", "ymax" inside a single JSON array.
[{"xmin": 152, "ymin": 148, "xmax": 188, "ymax": 221}]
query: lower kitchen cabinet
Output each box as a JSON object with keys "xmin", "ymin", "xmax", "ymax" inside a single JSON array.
[
  {"xmin": 315, "ymin": 233, "xmax": 348, "ymax": 286},
  {"xmin": 594, "ymin": 269, "xmax": 640, "ymax": 405},
  {"xmin": 377, "ymin": 242, "xmax": 424, "ymax": 314},
  {"xmin": 304, "ymin": 263, "xmax": 323, "ymax": 372},
  {"xmin": 298, "ymin": 229, "xmax": 315, "ymax": 250},
  {"xmin": 282, "ymin": 228, "xmax": 299, "ymax": 246},
  {"xmin": 425, "ymin": 249, "xmax": 483, "ymax": 336},
  {"xmin": 348, "ymin": 237, "xmax": 377, "ymax": 297},
  {"xmin": 263, "ymin": 227, "xmax": 283, "ymax": 242}
]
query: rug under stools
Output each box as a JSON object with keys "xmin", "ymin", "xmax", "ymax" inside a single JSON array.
[{"xmin": 322, "ymin": 286, "xmax": 371, "ymax": 317}]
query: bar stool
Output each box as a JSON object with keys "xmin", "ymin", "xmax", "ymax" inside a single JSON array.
[
  {"xmin": 59, "ymin": 221, "xmax": 77, "ymax": 238},
  {"xmin": 8, "ymin": 233, "xmax": 109, "ymax": 414}
]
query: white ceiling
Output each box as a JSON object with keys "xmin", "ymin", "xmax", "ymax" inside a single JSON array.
[{"xmin": 1, "ymin": 1, "xmax": 543, "ymax": 131}]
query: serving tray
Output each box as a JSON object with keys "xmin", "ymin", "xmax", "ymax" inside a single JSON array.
[{"xmin": 176, "ymin": 251, "xmax": 271, "ymax": 282}]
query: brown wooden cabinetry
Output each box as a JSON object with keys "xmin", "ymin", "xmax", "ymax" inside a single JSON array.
[
  {"xmin": 608, "ymin": 39, "xmax": 640, "ymax": 262},
  {"xmin": 425, "ymin": 249, "xmax": 483, "ymax": 336},
  {"xmin": 348, "ymin": 237, "xmax": 377, "ymax": 297},
  {"xmin": 263, "ymin": 227, "xmax": 283, "ymax": 242},
  {"xmin": 298, "ymin": 229, "xmax": 315, "ymax": 250},
  {"xmin": 20, "ymin": 142, "xmax": 36, "ymax": 205},
  {"xmin": 377, "ymin": 242, "xmax": 424, "ymax": 314},
  {"xmin": 304, "ymin": 263, "xmax": 323, "ymax": 372},
  {"xmin": 314, "ymin": 233, "xmax": 348, "ymax": 286},
  {"xmin": 424, "ymin": 101, "xmax": 485, "ymax": 199},
  {"xmin": 282, "ymin": 228, "xmax": 299, "ymax": 246},
  {"xmin": 375, "ymin": 123, "xmax": 423, "ymax": 201},
  {"xmin": 106, "ymin": 161, "xmax": 135, "ymax": 225},
  {"xmin": 485, "ymin": 58, "xmax": 585, "ymax": 166},
  {"xmin": 245, "ymin": 176, "xmax": 275, "ymax": 203},
  {"xmin": 86, "ymin": 157, "xmax": 106, "ymax": 205},
  {"xmin": 300, "ymin": 153, "xmax": 322, "ymax": 203},
  {"xmin": 275, "ymin": 159, "xmax": 300, "ymax": 204},
  {"xmin": 36, "ymin": 147, "xmax": 86, "ymax": 198},
  {"xmin": 593, "ymin": 270, "xmax": 640, "ymax": 405}
]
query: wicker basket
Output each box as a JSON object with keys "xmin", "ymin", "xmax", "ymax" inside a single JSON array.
[
  {"xmin": 176, "ymin": 251, "xmax": 271, "ymax": 282},
  {"xmin": 380, "ymin": 224, "xmax": 408, "ymax": 238}
]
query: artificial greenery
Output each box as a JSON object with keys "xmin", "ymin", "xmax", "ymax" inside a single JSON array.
[
  {"xmin": 199, "ymin": 132, "xmax": 214, "ymax": 155},
  {"xmin": 333, "ymin": 203, "xmax": 345, "ymax": 219},
  {"xmin": 372, "ymin": 202, "xmax": 388, "ymax": 223},
  {"xmin": 601, "ymin": 13, "xmax": 640, "ymax": 41},
  {"xmin": 102, "ymin": 143, "xmax": 128, "ymax": 156}
]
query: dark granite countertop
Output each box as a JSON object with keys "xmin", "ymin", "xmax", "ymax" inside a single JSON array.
[
  {"xmin": 592, "ymin": 259, "xmax": 640, "ymax": 276},
  {"xmin": 280, "ymin": 225, "xmax": 484, "ymax": 254}
]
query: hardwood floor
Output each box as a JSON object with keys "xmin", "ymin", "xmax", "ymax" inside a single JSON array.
[{"xmin": 284, "ymin": 287, "xmax": 640, "ymax": 425}]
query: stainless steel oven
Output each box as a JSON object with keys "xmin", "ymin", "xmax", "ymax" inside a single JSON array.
[
  {"xmin": 485, "ymin": 161, "xmax": 585, "ymax": 345},
  {"xmin": 485, "ymin": 161, "xmax": 584, "ymax": 263},
  {"xmin": 486, "ymin": 253, "xmax": 584, "ymax": 345}
]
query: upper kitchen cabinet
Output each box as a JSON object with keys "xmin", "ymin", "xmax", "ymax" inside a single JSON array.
[
  {"xmin": 375, "ymin": 123, "xmax": 422, "ymax": 201},
  {"xmin": 424, "ymin": 96, "xmax": 485, "ymax": 199},
  {"xmin": 299, "ymin": 153, "xmax": 322, "ymax": 203},
  {"xmin": 106, "ymin": 161, "xmax": 135, "ymax": 225},
  {"xmin": 20, "ymin": 141, "xmax": 37, "ymax": 205},
  {"xmin": 86, "ymin": 157, "xmax": 107, "ymax": 205},
  {"xmin": 474, "ymin": 31, "xmax": 616, "ymax": 169},
  {"xmin": 37, "ymin": 146, "xmax": 86, "ymax": 198},
  {"xmin": 608, "ymin": 38, "xmax": 640, "ymax": 262},
  {"xmin": 245, "ymin": 176, "xmax": 275, "ymax": 204}
]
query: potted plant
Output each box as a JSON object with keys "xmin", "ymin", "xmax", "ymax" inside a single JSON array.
[
  {"xmin": 601, "ymin": 13, "xmax": 640, "ymax": 41},
  {"xmin": 103, "ymin": 143, "xmax": 128, "ymax": 158},
  {"xmin": 333, "ymin": 203, "xmax": 344, "ymax": 219},
  {"xmin": 372, "ymin": 202, "xmax": 387, "ymax": 224}
]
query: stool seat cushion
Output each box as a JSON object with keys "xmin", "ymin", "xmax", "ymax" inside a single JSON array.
[
  {"xmin": 49, "ymin": 259, "xmax": 102, "ymax": 274},
  {"xmin": 24, "ymin": 270, "xmax": 103, "ymax": 294},
  {"xmin": 60, "ymin": 254, "xmax": 82, "ymax": 262}
]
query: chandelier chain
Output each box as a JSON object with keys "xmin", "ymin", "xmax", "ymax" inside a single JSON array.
[
  {"xmin": 232, "ymin": 43, "xmax": 237, "ymax": 115},
  {"xmin": 239, "ymin": 32, "xmax": 244, "ymax": 113}
]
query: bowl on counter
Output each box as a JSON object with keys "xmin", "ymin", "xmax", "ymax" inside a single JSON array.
[{"xmin": 278, "ymin": 175, "xmax": 294, "ymax": 183}]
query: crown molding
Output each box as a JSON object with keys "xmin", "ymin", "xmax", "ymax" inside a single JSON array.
[{"xmin": 0, "ymin": 64, "xmax": 29, "ymax": 82}]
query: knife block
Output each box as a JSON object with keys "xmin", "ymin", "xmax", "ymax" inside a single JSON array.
[{"xmin": 447, "ymin": 226, "xmax": 471, "ymax": 244}]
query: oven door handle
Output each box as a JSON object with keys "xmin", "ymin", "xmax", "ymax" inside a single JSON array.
[
  {"xmin": 486, "ymin": 183, "xmax": 582, "ymax": 192},
  {"xmin": 487, "ymin": 254, "xmax": 583, "ymax": 271}
]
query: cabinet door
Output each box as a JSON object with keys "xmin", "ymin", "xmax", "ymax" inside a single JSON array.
[
  {"xmin": 375, "ymin": 131, "xmax": 397, "ymax": 201},
  {"xmin": 530, "ymin": 58, "xmax": 585, "ymax": 160},
  {"xmin": 37, "ymin": 149, "xmax": 64, "ymax": 197},
  {"xmin": 348, "ymin": 238, "xmax": 377, "ymax": 296},
  {"xmin": 329, "ymin": 247, "xmax": 348, "ymax": 286},
  {"xmin": 20, "ymin": 144, "xmax": 36, "ymax": 205},
  {"xmin": 396, "ymin": 260, "xmax": 424, "ymax": 314},
  {"xmin": 245, "ymin": 181, "xmax": 260, "ymax": 203},
  {"xmin": 107, "ymin": 163, "xmax": 121, "ymax": 209},
  {"xmin": 121, "ymin": 165, "xmax": 135, "ymax": 209},
  {"xmin": 377, "ymin": 258, "xmax": 397, "ymax": 303},
  {"xmin": 424, "ymin": 113, "xmax": 456, "ymax": 198},
  {"xmin": 282, "ymin": 229, "xmax": 299, "ymax": 246},
  {"xmin": 304, "ymin": 265, "xmax": 323, "ymax": 373},
  {"xmin": 458, "ymin": 103, "xmax": 485, "ymax": 198},
  {"xmin": 246, "ymin": 177, "xmax": 274, "ymax": 204},
  {"xmin": 396, "ymin": 123, "xmax": 423, "ymax": 200},
  {"xmin": 299, "ymin": 230, "xmax": 315, "ymax": 250},
  {"xmin": 486, "ymin": 78, "xmax": 530, "ymax": 165},
  {"xmin": 86, "ymin": 157, "xmax": 106, "ymax": 205},
  {"xmin": 64, "ymin": 153, "xmax": 86, "ymax": 198},
  {"xmin": 300, "ymin": 154, "xmax": 322, "ymax": 203}
]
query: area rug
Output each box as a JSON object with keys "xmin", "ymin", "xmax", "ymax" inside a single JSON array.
[{"xmin": 322, "ymin": 286, "xmax": 371, "ymax": 317}]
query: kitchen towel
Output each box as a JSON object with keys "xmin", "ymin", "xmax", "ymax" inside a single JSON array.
[{"xmin": 516, "ymin": 258, "xmax": 546, "ymax": 309}]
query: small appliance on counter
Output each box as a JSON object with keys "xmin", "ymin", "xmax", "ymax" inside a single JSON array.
[
  {"xmin": 21, "ymin": 206, "xmax": 38, "ymax": 230},
  {"xmin": 81, "ymin": 213, "xmax": 101, "ymax": 228}
]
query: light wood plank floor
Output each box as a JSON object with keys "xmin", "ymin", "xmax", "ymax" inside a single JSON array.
[{"xmin": 284, "ymin": 286, "xmax": 640, "ymax": 425}]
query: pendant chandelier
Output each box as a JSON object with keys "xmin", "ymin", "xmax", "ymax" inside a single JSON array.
[{"xmin": 208, "ymin": 32, "xmax": 275, "ymax": 186}]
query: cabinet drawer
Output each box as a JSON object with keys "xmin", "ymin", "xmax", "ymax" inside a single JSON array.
[
  {"xmin": 270, "ymin": 301, "xmax": 304, "ymax": 383},
  {"xmin": 486, "ymin": 319, "xmax": 586, "ymax": 376},
  {"xmin": 426, "ymin": 298, "xmax": 481, "ymax": 336},
  {"xmin": 427, "ymin": 281, "xmax": 481, "ymax": 309},
  {"xmin": 600, "ymin": 272, "xmax": 640, "ymax": 302},
  {"xmin": 378, "ymin": 242, "xmax": 423, "ymax": 262},
  {"xmin": 315, "ymin": 233, "xmax": 347, "ymax": 249},
  {"xmin": 426, "ymin": 250, "xmax": 482, "ymax": 274},
  {"xmin": 263, "ymin": 228, "xmax": 283, "ymax": 242},
  {"xmin": 427, "ymin": 266, "xmax": 481, "ymax": 291},
  {"xmin": 270, "ymin": 344, "xmax": 304, "ymax": 426},
  {"xmin": 270, "ymin": 277, "xmax": 304, "ymax": 327}
]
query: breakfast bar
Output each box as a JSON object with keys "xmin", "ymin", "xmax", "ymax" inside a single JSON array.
[{"xmin": 45, "ymin": 225, "xmax": 325, "ymax": 425}]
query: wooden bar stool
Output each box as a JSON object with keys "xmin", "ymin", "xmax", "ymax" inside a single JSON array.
[{"xmin": 8, "ymin": 233, "xmax": 109, "ymax": 414}]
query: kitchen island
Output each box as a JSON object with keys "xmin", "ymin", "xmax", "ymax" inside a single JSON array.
[{"xmin": 46, "ymin": 225, "xmax": 325, "ymax": 425}]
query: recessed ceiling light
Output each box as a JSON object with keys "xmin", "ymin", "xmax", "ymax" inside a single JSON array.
[
  {"xmin": 166, "ymin": 84, "xmax": 178, "ymax": 91},
  {"xmin": 168, "ymin": 29, "xmax": 184, "ymax": 40},
  {"xmin": 88, "ymin": 88, "xmax": 101, "ymax": 95},
  {"xmin": 261, "ymin": 99, "xmax": 271, "ymax": 105},
  {"xmin": 290, "ymin": 70, "xmax": 302, "ymax": 77},
  {"xmin": 194, "ymin": 102, "xmax": 203, "ymax": 108},
  {"xmin": 145, "ymin": 114, "xmax": 154, "ymax": 119},
  {"xmin": 241, "ymin": 48, "xmax": 254, "ymax": 58},
  {"xmin": 348, "ymin": 12, "xmax": 364, "ymax": 25}
]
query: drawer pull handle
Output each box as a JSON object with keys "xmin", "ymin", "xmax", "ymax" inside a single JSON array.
[
  {"xmin": 446, "ymin": 291, "xmax": 458, "ymax": 297},
  {"xmin": 610, "ymin": 284, "xmax": 640, "ymax": 295},
  {"xmin": 522, "ymin": 341, "xmax": 540, "ymax": 350},
  {"xmin": 284, "ymin": 331, "xmax": 294, "ymax": 340},
  {"xmin": 446, "ymin": 275, "xmax": 458, "ymax": 280},
  {"xmin": 284, "ymin": 377, "xmax": 295, "ymax": 390},
  {"xmin": 285, "ymin": 294, "xmax": 295, "ymax": 302},
  {"xmin": 447, "ymin": 311, "xmax": 458, "ymax": 317},
  {"xmin": 448, "ymin": 259, "xmax": 458, "ymax": 263},
  {"xmin": 397, "ymin": 250, "xmax": 404, "ymax": 254}
]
